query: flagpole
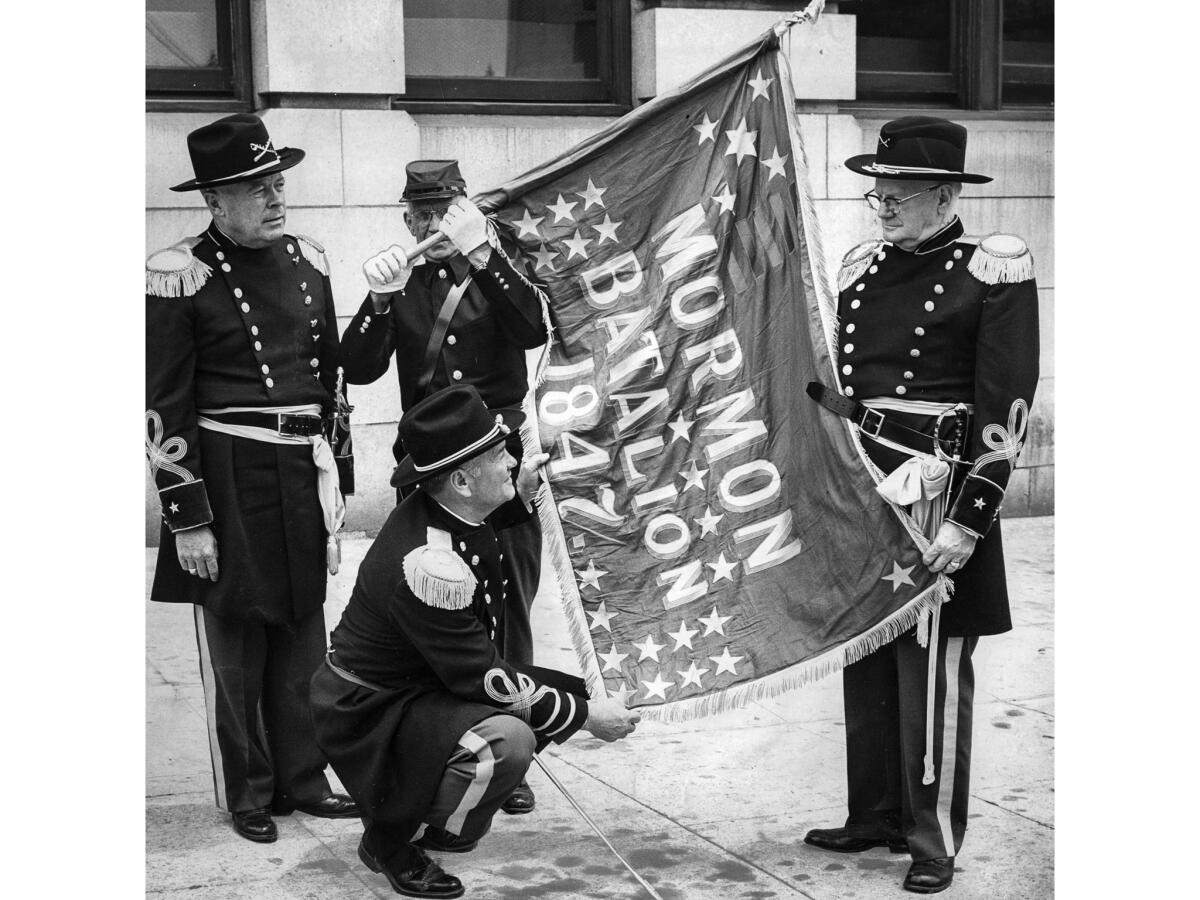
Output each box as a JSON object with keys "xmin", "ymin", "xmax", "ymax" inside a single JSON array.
[{"xmin": 532, "ymin": 755, "xmax": 666, "ymax": 900}]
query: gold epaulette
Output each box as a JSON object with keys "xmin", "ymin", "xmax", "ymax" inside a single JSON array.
[
  {"xmin": 146, "ymin": 237, "xmax": 211, "ymax": 298},
  {"xmin": 294, "ymin": 233, "xmax": 330, "ymax": 276},
  {"xmin": 838, "ymin": 239, "xmax": 884, "ymax": 293},
  {"xmin": 967, "ymin": 233, "xmax": 1034, "ymax": 285},
  {"xmin": 402, "ymin": 528, "xmax": 477, "ymax": 610}
]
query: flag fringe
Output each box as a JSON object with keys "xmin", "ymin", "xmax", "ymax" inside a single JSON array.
[
  {"xmin": 639, "ymin": 575, "xmax": 952, "ymax": 724},
  {"xmin": 519, "ymin": 395, "xmax": 607, "ymax": 696}
]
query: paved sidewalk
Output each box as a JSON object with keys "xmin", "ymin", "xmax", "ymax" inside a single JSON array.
[{"xmin": 146, "ymin": 517, "xmax": 1053, "ymax": 899}]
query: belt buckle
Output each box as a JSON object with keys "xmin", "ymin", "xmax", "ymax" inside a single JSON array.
[
  {"xmin": 277, "ymin": 413, "xmax": 293, "ymax": 436},
  {"xmin": 859, "ymin": 408, "xmax": 885, "ymax": 438},
  {"xmin": 278, "ymin": 413, "xmax": 312, "ymax": 436}
]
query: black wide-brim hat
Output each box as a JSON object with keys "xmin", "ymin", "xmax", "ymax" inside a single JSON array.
[
  {"xmin": 845, "ymin": 116, "xmax": 992, "ymax": 184},
  {"xmin": 170, "ymin": 113, "xmax": 305, "ymax": 192},
  {"xmin": 391, "ymin": 385, "xmax": 525, "ymax": 488},
  {"xmin": 401, "ymin": 159, "xmax": 468, "ymax": 203}
]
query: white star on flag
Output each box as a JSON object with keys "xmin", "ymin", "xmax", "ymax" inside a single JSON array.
[
  {"xmin": 707, "ymin": 553, "xmax": 737, "ymax": 583},
  {"xmin": 698, "ymin": 606, "xmax": 732, "ymax": 636},
  {"xmin": 607, "ymin": 683, "xmax": 637, "ymax": 706},
  {"xmin": 531, "ymin": 244, "xmax": 559, "ymax": 272},
  {"xmin": 881, "ymin": 561, "xmax": 917, "ymax": 593},
  {"xmin": 667, "ymin": 412, "xmax": 693, "ymax": 443},
  {"xmin": 695, "ymin": 506, "xmax": 724, "ymax": 537},
  {"xmin": 642, "ymin": 672, "xmax": 674, "ymax": 700},
  {"xmin": 588, "ymin": 601, "xmax": 615, "ymax": 632},
  {"xmin": 513, "ymin": 208, "xmax": 544, "ymax": 239},
  {"xmin": 724, "ymin": 117, "xmax": 758, "ymax": 165},
  {"xmin": 563, "ymin": 229, "xmax": 592, "ymax": 261},
  {"xmin": 598, "ymin": 644, "xmax": 629, "ymax": 673},
  {"xmin": 169, "ymin": 502, "xmax": 180, "ymax": 513},
  {"xmin": 576, "ymin": 559, "xmax": 607, "ymax": 590},
  {"xmin": 633, "ymin": 633, "xmax": 666, "ymax": 662},
  {"xmin": 709, "ymin": 646, "xmax": 744, "ymax": 675},
  {"xmin": 592, "ymin": 214, "xmax": 622, "ymax": 244},
  {"xmin": 678, "ymin": 661, "xmax": 710, "ymax": 689},
  {"xmin": 748, "ymin": 68, "xmax": 774, "ymax": 101},
  {"xmin": 667, "ymin": 620, "xmax": 699, "ymax": 651},
  {"xmin": 693, "ymin": 113, "xmax": 718, "ymax": 145},
  {"xmin": 761, "ymin": 147, "xmax": 789, "ymax": 181},
  {"xmin": 577, "ymin": 178, "xmax": 607, "ymax": 210},
  {"xmin": 973, "ymin": 497, "xmax": 987, "ymax": 510},
  {"xmin": 712, "ymin": 185, "xmax": 736, "ymax": 215},
  {"xmin": 546, "ymin": 193, "xmax": 578, "ymax": 223},
  {"xmin": 679, "ymin": 459, "xmax": 708, "ymax": 493}
]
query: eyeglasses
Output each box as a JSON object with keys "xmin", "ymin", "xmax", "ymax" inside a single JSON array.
[
  {"xmin": 863, "ymin": 184, "xmax": 942, "ymax": 212},
  {"xmin": 409, "ymin": 206, "xmax": 451, "ymax": 226}
]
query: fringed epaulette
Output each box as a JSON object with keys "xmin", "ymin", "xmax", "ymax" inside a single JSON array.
[
  {"xmin": 838, "ymin": 239, "xmax": 884, "ymax": 293},
  {"xmin": 146, "ymin": 237, "xmax": 211, "ymax": 298},
  {"xmin": 967, "ymin": 233, "xmax": 1034, "ymax": 285},
  {"xmin": 401, "ymin": 527, "xmax": 478, "ymax": 611},
  {"xmin": 294, "ymin": 233, "xmax": 330, "ymax": 277}
]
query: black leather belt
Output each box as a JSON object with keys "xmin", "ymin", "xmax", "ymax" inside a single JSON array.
[
  {"xmin": 205, "ymin": 410, "xmax": 325, "ymax": 437},
  {"xmin": 805, "ymin": 382, "xmax": 967, "ymax": 458}
]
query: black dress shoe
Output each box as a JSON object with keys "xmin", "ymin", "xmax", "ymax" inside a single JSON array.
[
  {"xmin": 904, "ymin": 857, "xmax": 955, "ymax": 894},
  {"xmin": 358, "ymin": 839, "xmax": 465, "ymax": 898},
  {"xmin": 804, "ymin": 824, "xmax": 908, "ymax": 854},
  {"xmin": 231, "ymin": 808, "xmax": 277, "ymax": 843},
  {"xmin": 500, "ymin": 779, "xmax": 535, "ymax": 815},
  {"xmin": 417, "ymin": 825, "xmax": 478, "ymax": 854},
  {"xmin": 293, "ymin": 794, "xmax": 360, "ymax": 819}
]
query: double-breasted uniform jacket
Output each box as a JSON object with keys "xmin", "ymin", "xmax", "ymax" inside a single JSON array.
[
  {"xmin": 835, "ymin": 217, "xmax": 1040, "ymax": 635},
  {"xmin": 309, "ymin": 489, "xmax": 588, "ymax": 840},
  {"xmin": 145, "ymin": 223, "xmax": 341, "ymax": 622},
  {"xmin": 337, "ymin": 234, "xmax": 550, "ymax": 461}
]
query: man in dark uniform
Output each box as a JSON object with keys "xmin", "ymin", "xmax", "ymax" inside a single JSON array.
[
  {"xmin": 310, "ymin": 385, "xmax": 640, "ymax": 899},
  {"xmin": 802, "ymin": 117, "xmax": 1040, "ymax": 894},
  {"xmin": 146, "ymin": 114, "xmax": 357, "ymax": 843},
  {"xmin": 338, "ymin": 160, "xmax": 551, "ymax": 812}
]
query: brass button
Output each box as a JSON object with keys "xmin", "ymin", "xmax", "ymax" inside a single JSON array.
[
  {"xmin": 251, "ymin": 325, "xmax": 259, "ymax": 336},
  {"xmin": 843, "ymin": 343, "xmax": 854, "ymax": 354},
  {"xmin": 844, "ymin": 385, "xmax": 855, "ymax": 397},
  {"xmin": 447, "ymin": 335, "xmax": 457, "ymax": 345},
  {"xmin": 896, "ymin": 385, "xmax": 907, "ymax": 395},
  {"xmin": 851, "ymin": 299, "xmax": 861, "ymax": 310},
  {"xmin": 925, "ymin": 301, "xmax": 935, "ymax": 312},
  {"xmin": 910, "ymin": 349, "xmax": 921, "ymax": 358},
  {"xmin": 452, "ymin": 370, "xmax": 463, "ymax": 381},
  {"xmin": 842, "ymin": 364, "xmax": 852, "ymax": 375},
  {"xmin": 261, "ymin": 364, "xmax": 270, "ymax": 375},
  {"xmin": 904, "ymin": 370, "xmax": 914, "ymax": 380},
  {"xmin": 914, "ymin": 326, "xmax": 925, "ymax": 336},
  {"xmin": 265, "ymin": 377, "xmax": 274, "ymax": 388},
  {"xmin": 310, "ymin": 358, "xmax": 319, "ymax": 367},
  {"xmin": 254, "ymin": 341, "xmax": 262, "ymax": 351},
  {"xmin": 221, "ymin": 263, "xmax": 232, "ymax": 273},
  {"xmin": 934, "ymin": 284, "xmax": 944, "ymax": 295},
  {"xmin": 287, "ymin": 243, "xmax": 295, "ymax": 254},
  {"xmin": 240, "ymin": 302, "xmax": 250, "ymax": 313},
  {"xmin": 846, "ymin": 323, "xmax": 855, "ymax": 334},
  {"xmin": 233, "ymin": 288, "xmax": 243, "ymax": 299}
]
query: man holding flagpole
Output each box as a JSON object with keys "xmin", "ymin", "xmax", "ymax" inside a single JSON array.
[
  {"xmin": 337, "ymin": 161, "xmax": 551, "ymax": 813},
  {"xmin": 803, "ymin": 116, "xmax": 1040, "ymax": 894}
]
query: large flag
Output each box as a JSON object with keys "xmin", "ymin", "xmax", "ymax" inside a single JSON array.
[{"xmin": 477, "ymin": 24, "xmax": 949, "ymax": 720}]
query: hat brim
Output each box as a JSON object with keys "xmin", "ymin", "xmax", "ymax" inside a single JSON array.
[
  {"xmin": 391, "ymin": 407, "xmax": 526, "ymax": 488},
  {"xmin": 169, "ymin": 147, "xmax": 306, "ymax": 193},
  {"xmin": 401, "ymin": 187, "xmax": 468, "ymax": 203},
  {"xmin": 844, "ymin": 154, "xmax": 993, "ymax": 184}
]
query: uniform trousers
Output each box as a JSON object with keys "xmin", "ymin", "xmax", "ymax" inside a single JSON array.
[
  {"xmin": 361, "ymin": 714, "xmax": 535, "ymax": 868},
  {"xmin": 194, "ymin": 605, "xmax": 333, "ymax": 813},
  {"xmin": 842, "ymin": 628, "xmax": 978, "ymax": 861}
]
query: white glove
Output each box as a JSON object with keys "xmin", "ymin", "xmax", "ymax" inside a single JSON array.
[
  {"xmin": 363, "ymin": 244, "xmax": 412, "ymax": 296},
  {"xmin": 439, "ymin": 198, "xmax": 491, "ymax": 256}
]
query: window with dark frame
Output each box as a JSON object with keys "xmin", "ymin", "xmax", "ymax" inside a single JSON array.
[
  {"xmin": 146, "ymin": 0, "xmax": 252, "ymax": 106},
  {"xmin": 840, "ymin": 0, "xmax": 1053, "ymax": 110},
  {"xmin": 398, "ymin": 0, "xmax": 631, "ymax": 111}
]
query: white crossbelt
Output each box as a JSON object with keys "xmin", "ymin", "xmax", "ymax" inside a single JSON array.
[{"xmin": 196, "ymin": 403, "xmax": 345, "ymax": 573}]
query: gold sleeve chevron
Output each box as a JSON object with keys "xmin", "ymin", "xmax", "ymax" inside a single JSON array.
[
  {"xmin": 968, "ymin": 233, "xmax": 1034, "ymax": 285},
  {"xmin": 146, "ymin": 237, "xmax": 211, "ymax": 298},
  {"xmin": 295, "ymin": 233, "xmax": 330, "ymax": 276},
  {"xmin": 838, "ymin": 239, "xmax": 884, "ymax": 293},
  {"xmin": 402, "ymin": 542, "xmax": 478, "ymax": 610}
]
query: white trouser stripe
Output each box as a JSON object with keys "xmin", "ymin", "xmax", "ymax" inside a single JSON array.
[
  {"xmin": 934, "ymin": 637, "xmax": 964, "ymax": 856},
  {"xmin": 444, "ymin": 729, "xmax": 495, "ymax": 836},
  {"xmin": 193, "ymin": 606, "xmax": 228, "ymax": 811}
]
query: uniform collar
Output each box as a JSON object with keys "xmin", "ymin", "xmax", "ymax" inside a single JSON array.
[
  {"xmin": 422, "ymin": 491, "xmax": 486, "ymax": 531},
  {"xmin": 420, "ymin": 251, "xmax": 472, "ymax": 285},
  {"xmin": 204, "ymin": 221, "xmax": 281, "ymax": 253},
  {"xmin": 911, "ymin": 216, "xmax": 964, "ymax": 255}
]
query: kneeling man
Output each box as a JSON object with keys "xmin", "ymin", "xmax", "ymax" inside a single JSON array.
[{"xmin": 310, "ymin": 385, "xmax": 639, "ymax": 898}]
